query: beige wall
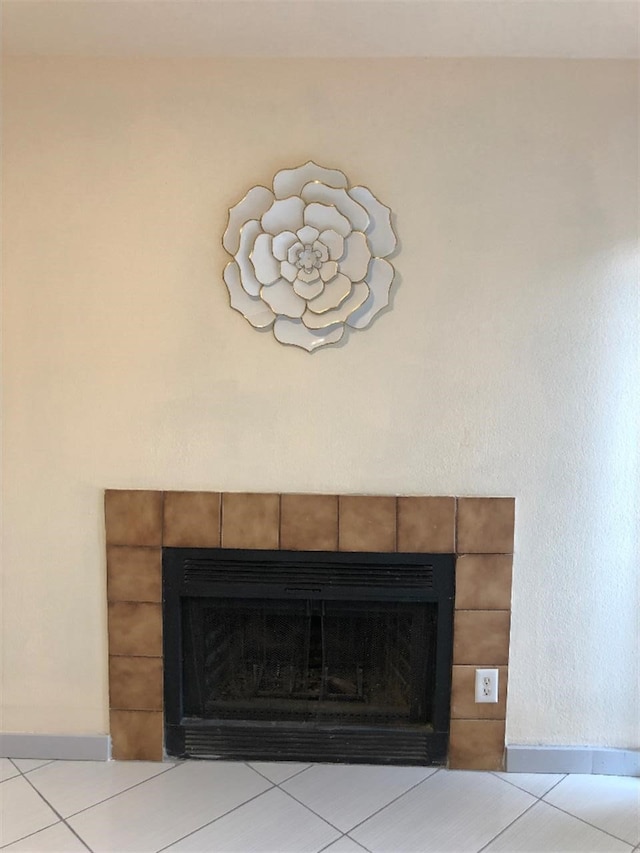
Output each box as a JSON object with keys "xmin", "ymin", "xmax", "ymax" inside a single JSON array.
[{"xmin": 2, "ymin": 57, "xmax": 638, "ymax": 747}]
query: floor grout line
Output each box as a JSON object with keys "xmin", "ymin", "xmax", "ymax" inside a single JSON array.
[
  {"xmin": 488, "ymin": 769, "xmax": 567, "ymax": 798},
  {"xmin": 539, "ymin": 797, "xmax": 640, "ymax": 848},
  {"xmin": 61, "ymin": 761, "xmax": 181, "ymax": 819},
  {"xmin": 17, "ymin": 773, "xmax": 94, "ymax": 853},
  {"xmin": 475, "ymin": 798, "xmax": 540, "ymax": 853},
  {"xmin": 154, "ymin": 782, "xmax": 277, "ymax": 853}
]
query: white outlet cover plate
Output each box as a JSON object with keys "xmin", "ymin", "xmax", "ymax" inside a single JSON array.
[{"xmin": 475, "ymin": 668, "xmax": 499, "ymax": 703}]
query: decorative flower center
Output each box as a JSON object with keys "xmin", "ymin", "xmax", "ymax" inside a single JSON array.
[{"xmin": 297, "ymin": 244, "xmax": 322, "ymax": 273}]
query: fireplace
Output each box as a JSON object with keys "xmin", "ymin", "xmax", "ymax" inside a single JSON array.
[
  {"xmin": 162, "ymin": 548, "xmax": 455, "ymax": 764},
  {"xmin": 105, "ymin": 491, "xmax": 514, "ymax": 770}
]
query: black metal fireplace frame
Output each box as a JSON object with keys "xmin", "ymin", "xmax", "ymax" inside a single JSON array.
[{"xmin": 163, "ymin": 547, "xmax": 455, "ymax": 765}]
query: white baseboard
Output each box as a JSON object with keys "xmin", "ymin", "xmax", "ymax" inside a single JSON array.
[
  {"xmin": 0, "ymin": 733, "xmax": 110, "ymax": 761},
  {"xmin": 506, "ymin": 745, "xmax": 639, "ymax": 777}
]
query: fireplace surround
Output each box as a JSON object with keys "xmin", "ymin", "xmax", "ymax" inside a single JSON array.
[{"xmin": 105, "ymin": 491, "xmax": 514, "ymax": 770}]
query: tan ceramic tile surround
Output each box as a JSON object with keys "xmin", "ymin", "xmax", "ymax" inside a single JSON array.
[{"xmin": 105, "ymin": 491, "xmax": 514, "ymax": 769}]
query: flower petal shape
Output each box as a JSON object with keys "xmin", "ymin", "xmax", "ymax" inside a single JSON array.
[
  {"xmin": 296, "ymin": 267, "xmax": 321, "ymax": 283},
  {"xmin": 303, "ymin": 281, "xmax": 369, "ymax": 329},
  {"xmin": 304, "ymin": 203, "xmax": 351, "ymax": 237},
  {"xmin": 346, "ymin": 258, "xmax": 395, "ymax": 329},
  {"xmin": 348, "ymin": 186, "xmax": 397, "ymax": 258},
  {"xmin": 293, "ymin": 278, "xmax": 324, "ymax": 300},
  {"xmin": 273, "ymin": 317, "xmax": 344, "ymax": 351},
  {"xmin": 224, "ymin": 262, "xmax": 275, "ymax": 329},
  {"xmin": 296, "ymin": 225, "xmax": 320, "ymax": 244},
  {"xmin": 261, "ymin": 197, "xmax": 305, "ymax": 236},
  {"xmin": 307, "ymin": 272, "xmax": 351, "ymax": 314},
  {"xmin": 260, "ymin": 280, "xmax": 306, "ymax": 318},
  {"xmin": 272, "ymin": 231, "xmax": 298, "ymax": 261},
  {"xmin": 234, "ymin": 219, "xmax": 263, "ymax": 296},
  {"xmin": 287, "ymin": 242, "xmax": 304, "ymax": 265},
  {"xmin": 273, "ymin": 161, "xmax": 348, "ymax": 200},
  {"xmin": 301, "ymin": 183, "xmax": 369, "ymax": 233},
  {"xmin": 338, "ymin": 231, "xmax": 371, "ymax": 282},
  {"xmin": 319, "ymin": 260, "xmax": 339, "ymax": 282},
  {"xmin": 313, "ymin": 241, "xmax": 329, "ymax": 263},
  {"xmin": 280, "ymin": 260, "xmax": 299, "ymax": 282},
  {"xmin": 223, "ymin": 185, "xmax": 273, "ymax": 255},
  {"xmin": 250, "ymin": 233, "xmax": 280, "ymax": 285},
  {"xmin": 319, "ymin": 229, "xmax": 344, "ymax": 261}
]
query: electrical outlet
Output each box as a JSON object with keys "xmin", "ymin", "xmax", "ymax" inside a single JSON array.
[{"xmin": 475, "ymin": 668, "xmax": 499, "ymax": 703}]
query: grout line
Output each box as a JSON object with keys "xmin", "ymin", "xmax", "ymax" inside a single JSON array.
[
  {"xmin": 475, "ymin": 797, "xmax": 540, "ymax": 853},
  {"xmin": 0, "ymin": 820, "xmax": 63, "ymax": 851},
  {"xmin": 539, "ymin": 798, "xmax": 639, "ymax": 847},
  {"xmin": 488, "ymin": 770, "xmax": 567, "ymax": 798},
  {"xmin": 245, "ymin": 761, "xmax": 313, "ymax": 786},
  {"xmin": 62, "ymin": 762, "xmax": 180, "ymax": 819},
  {"xmin": 342, "ymin": 768, "xmax": 443, "ymax": 836},
  {"xmin": 154, "ymin": 782, "xmax": 276, "ymax": 853},
  {"xmin": 18, "ymin": 773, "xmax": 93, "ymax": 853},
  {"xmin": 316, "ymin": 832, "xmax": 372, "ymax": 853}
]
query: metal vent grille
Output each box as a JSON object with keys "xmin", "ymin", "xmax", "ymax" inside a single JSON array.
[
  {"xmin": 183, "ymin": 558, "xmax": 434, "ymax": 589},
  {"xmin": 183, "ymin": 723, "xmax": 445, "ymax": 766}
]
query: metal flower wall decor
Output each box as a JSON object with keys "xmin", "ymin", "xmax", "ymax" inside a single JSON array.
[{"xmin": 222, "ymin": 162, "xmax": 397, "ymax": 351}]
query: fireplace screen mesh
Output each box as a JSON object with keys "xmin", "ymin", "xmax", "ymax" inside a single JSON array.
[{"xmin": 181, "ymin": 599, "xmax": 437, "ymax": 726}]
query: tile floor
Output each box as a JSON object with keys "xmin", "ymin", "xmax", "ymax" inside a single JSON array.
[{"xmin": 0, "ymin": 757, "xmax": 638, "ymax": 852}]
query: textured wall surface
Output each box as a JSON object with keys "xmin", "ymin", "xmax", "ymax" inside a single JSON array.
[{"xmin": 2, "ymin": 57, "xmax": 638, "ymax": 746}]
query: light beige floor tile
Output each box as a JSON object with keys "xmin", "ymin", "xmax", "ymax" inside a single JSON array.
[
  {"xmin": 485, "ymin": 800, "xmax": 633, "ymax": 852},
  {"xmin": 351, "ymin": 769, "xmax": 534, "ymax": 853},
  {"xmin": 0, "ymin": 776, "xmax": 59, "ymax": 847},
  {"xmin": 281, "ymin": 762, "xmax": 436, "ymax": 832},
  {"xmin": 493, "ymin": 771, "xmax": 565, "ymax": 798},
  {"xmin": 67, "ymin": 760, "xmax": 271, "ymax": 853},
  {"xmin": 544, "ymin": 774, "xmax": 640, "ymax": 846},
  {"xmin": 9, "ymin": 759, "xmax": 54, "ymax": 774},
  {"xmin": 3, "ymin": 821, "xmax": 88, "ymax": 851},
  {"xmin": 26, "ymin": 758, "xmax": 175, "ymax": 817},
  {"xmin": 248, "ymin": 761, "xmax": 311, "ymax": 784},
  {"xmin": 322, "ymin": 836, "xmax": 370, "ymax": 852},
  {"xmin": 0, "ymin": 757, "xmax": 20, "ymax": 782},
  {"xmin": 165, "ymin": 787, "xmax": 340, "ymax": 852}
]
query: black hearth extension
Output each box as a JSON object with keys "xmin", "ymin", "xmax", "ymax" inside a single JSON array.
[{"xmin": 163, "ymin": 548, "xmax": 455, "ymax": 766}]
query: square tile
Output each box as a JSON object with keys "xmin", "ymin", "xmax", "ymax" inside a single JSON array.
[
  {"xmin": 453, "ymin": 610, "xmax": 511, "ymax": 665},
  {"xmin": 281, "ymin": 763, "xmax": 435, "ymax": 832},
  {"xmin": 449, "ymin": 719, "xmax": 506, "ymax": 770},
  {"xmin": 457, "ymin": 497, "xmax": 515, "ymax": 554},
  {"xmin": 493, "ymin": 771, "xmax": 565, "ymax": 798},
  {"xmin": 543, "ymin": 774, "xmax": 640, "ymax": 846},
  {"xmin": 454, "ymin": 554, "xmax": 513, "ymax": 610},
  {"xmin": 105, "ymin": 490, "xmax": 163, "ymax": 546},
  {"xmin": 67, "ymin": 761, "xmax": 271, "ymax": 853},
  {"xmin": 107, "ymin": 601, "xmax": 162, "ymax": 657},
  {"xmin": 397, "ymin": 497, "xmax": 455, "ymax": 553},
  {"xmin": 165, "ymin": 786, "xmax": 340, "ymax": 852},
  {"xmin": 450, "ymin": 665, "xmax": 508, "ymax": 720},
  {"xmin": 484, "ymin": 799, "xmax": 632, "ymax": 852},
  {"xmin": 338, "ymin": 496, "xmax": 396, "ymax": 552},
  {"xmin": 221, "ymin": 493, "xmax": 280, "ymax": 549},
  {"xmin": 1, "ymin": 757, "xmax": 20, "ymax": 781},
  {"xmin": 350, "ymin": 769, "xmax": 534, "ymax": 852},
  {"xmin": 2, "ymin": 821, "xmax": 88, "ymax": 852},
  {"xmin": 110, "ymin": 710, "xmax": 163, "ymax": 761},
  {"xmin": 248, "ymin": 761, "xmax": 311, "ymax": 784},
  {"xmin": 25, "ymin": 760, "xmax": 173, "ymax": 818},
  {"xmin": 0, "ymin": 776, "xmax": 59, "ymax": 847},
  {"xmin": 109, "ymin": 656, "xmax": 163, "ymax": 711},
  {"xmin": 106, "ymin": 546, "xmax": 162, "ymax": 603},
  {"xmin": 163, "ymin": 491, "xmax": 221, "ymax": 547},
  {"xmin": 280, "ymin": 494, "xmax": 338, "ymax": 551}
]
